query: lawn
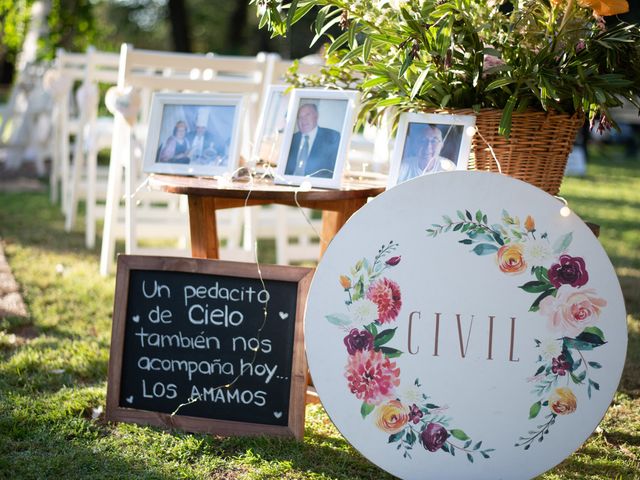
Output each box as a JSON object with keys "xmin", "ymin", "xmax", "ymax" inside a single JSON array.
[{"xmin": 0, "ymin": 149, "xmax": 638, "ymax": 479}]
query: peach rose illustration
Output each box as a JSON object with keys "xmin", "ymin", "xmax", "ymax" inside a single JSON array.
[
  {"xmin": 549, "ymin": 387, "xmax": 577, "ymax": 415},
  {"xmin": 539, "ymin": 285, "xmax": 607, "ymax": 336},
  {"xmin": 496, "ymin": 243, "xmax": 527, "ymax": 274},
  {"xmin": 375, "ymin": 399, "xmax": 408, "ymax": 434}
]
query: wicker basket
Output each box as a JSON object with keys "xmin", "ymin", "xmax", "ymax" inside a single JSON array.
[{"xmin": 439, "ymin": 109, "xmax": 584, "ymax": 195}]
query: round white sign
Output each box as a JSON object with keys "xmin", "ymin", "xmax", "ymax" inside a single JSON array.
[{"xmin": 305, "ymin": 171, "xmax": 627, "ymax": 480}]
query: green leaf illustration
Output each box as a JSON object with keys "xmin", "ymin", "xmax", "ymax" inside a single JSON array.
[
  {"xmin": 563, "ymin": 332, "xmax": 607, "ymax": 351},
  {"xmin": 571, "ymin": 370, "xmax": 587, "ymax": 384},
  {"xmin": 471, "ymin": 243, "xmax": 499, "ymax": 256},
  {"xmin": 552, "ymin": 232, "xmax": 573, "ymax": 254},
  {"xmin": 583, "ymin": 326, "xmax": 605, "ymax": 342},
  {"xmin": 475, "ymin": 210, "xmax": 483, "ymax": 223},
  {"xmin": 378, "ymin": 346, "xmax": 402, "ymax": 358},
  {"xmin": 529, "ymin": 400, "xmax": 542, "ymax": 419},
  {"xmin": 388, "ymin": 430, "xmax": 404, "ymax": 443},
  {"xmin": 325, "ymin": 313, "xmax": 351, "ymax": 326},
  {"xmin": 588, "ymin": 361, "xmax": 602, "ymax": 369},
  {"xmin": 529, "ymin": 288, "xmax": 556, "ymax": 312},
  {"xmin": 364, "ymin": 323, "xmax": 378, "ymax": 336},
  {"xmin": 519, "ymin": 280, "xmax": 553, "ymax": 293},
  {"xmin": 374, "ymin": 328, "xmax": 397, "ymax": 348},
  {"xmin": 532, "ymin": 266, "xmax": 550, "ymax": 283},
  {"xmin": 459, "ymin": 239, "xmax": 473, "ymax": 245},
  {"xmin": 467, "ymin": 453, "xmax": 474, "ymax": 463},
  {"xmin": 492, "ymin": 232, "xmax": 505, "ymax": 245},
  {"xmin": 361, "ymin": 402, "xmax": 375, "ymax": 419},
  {"xmin": 466, "ymin": 210, "xmax": 473, "ymax": 221},
  {"xmin": 450, "ymin": 429, "xmax": 470, "ymax": 441}
]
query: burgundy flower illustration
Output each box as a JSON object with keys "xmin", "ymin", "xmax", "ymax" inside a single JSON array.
[
  {"xmin": 408, "ymin": 404, "xmax": 424, "ymax": 424},
  {"xmin": 386, "ymin": 255, "xmax": 401, "ymax": 266},
  {"xmin": 548, "ymin": 254, "xmax": 589, "ymax": 288},
  {"xmin": 551, "ymin": 354, "xmax": 571, "ymax": 376},
  {"xmin": 421, "ymin": 422, "xmax": 449, "ymax": 452},
  {"xmin": 343, "ymin": 328, "xmax": 374, "ymax": 355},
  {"xmin": 344, "ymin": 349, "xmax": 400, "ymax": 405},
  {"xmin": 366, "ymin": 278, "xmax": 402, "ymax": 324}
]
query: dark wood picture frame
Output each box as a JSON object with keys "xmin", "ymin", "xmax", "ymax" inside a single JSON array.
[{"xmin": 106, "ymin": 255, "xmax": 313, "ymax": 440}]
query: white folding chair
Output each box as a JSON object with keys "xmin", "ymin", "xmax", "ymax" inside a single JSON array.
[
  {"xmin": 1, "ymin": 61, "xmax": 53, "ymax": 175},
  {"xmin": 99, "ymin": 44, "xmax": 270, "ymax": 275},
  {"xmin": 62, "ymin": 47, "xmax": 120, "ymax": 248},
  {"xmin": 48, "ymin": 49, "xmax": 86, "ymax": 206}
]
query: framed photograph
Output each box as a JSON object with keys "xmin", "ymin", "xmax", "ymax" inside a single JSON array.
[
  {"xmin": 143, "ymin": 92, "xmax": 244, "ymax": 177},
  {"xmin": 275, "ymin": 88, "xmax": 359, "ymax": 189},
  {"xmin": 387, "ymin": 113, "xmax": 476, "ymax": 188},
  {"xmin": 251, "ymin": 85, "xmax": 290, "ymax": 167}
]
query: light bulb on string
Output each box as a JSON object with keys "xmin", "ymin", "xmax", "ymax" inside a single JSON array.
[{"xmin": 555, "ymin": 196, "xmax": 571, "ymax": 217}]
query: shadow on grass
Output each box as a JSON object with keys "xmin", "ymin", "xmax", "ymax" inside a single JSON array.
[
  {"xmin": 0, "ymin": 416, "xmax": 176, "ymax": 479},
  {"xmin": 620, "ymin": 327, "xmax": 640, "ymax": 398},
  {"xmin": 193, "ymin": 430, "xmax": 395, "ymax": 480},
  {"xmin": 553, "ymin": 455, "xmax": 640, "ymax": 480},
  {"xmin": 0, "ymin": 191, "xmax": 102, "ymax": 258}
]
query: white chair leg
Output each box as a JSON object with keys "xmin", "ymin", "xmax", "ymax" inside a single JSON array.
[
  {"xmin": 85, "ymin": 142, "xmax": 98, "ymax": 249},
  {"xmin": 64, "ymin": 128, "xmax": 84, "ymax": 232},
  {"xmin": 100, "ymin": 117, "xmax": 127, "ymax": 276}
]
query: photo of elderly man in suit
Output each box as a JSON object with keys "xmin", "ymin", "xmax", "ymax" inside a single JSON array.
[{"xmin": 285, "ymin": 103, "xmax": 341, "ymax": 178}]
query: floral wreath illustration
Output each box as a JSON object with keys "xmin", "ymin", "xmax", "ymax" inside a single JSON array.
[
  {"xmin": 426, "ymin": 209, "xmax": 607, "ymax": 450},
  {"xmin": 326, "ymin": 241, "xmax": 493, "ymax": 462}
]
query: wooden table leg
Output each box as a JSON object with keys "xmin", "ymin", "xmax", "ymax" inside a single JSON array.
[
  {"xmin": 187, "ymin": 195, "xmax": 219, "ymax": 259},
  {"xmin": 319, "ymin": 198, "xmax": 368, "ymax": 256}
]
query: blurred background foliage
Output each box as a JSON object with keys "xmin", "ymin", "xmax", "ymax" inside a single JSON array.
[{"xmin": 0, "ymin": 0, "xmax": 326, "ymax": 87}]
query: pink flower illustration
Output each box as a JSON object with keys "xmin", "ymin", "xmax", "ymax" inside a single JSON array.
[
  {"xmin": 345, "ymin": 349, "xmax": 400, "ymax": 405},
  {"xmin": 539, "ymin": 285, "xmax": 607, "ymax": 336},
  {"xmin": 366, "ymin": 278, "xmax": 402, "ymax": 323}
]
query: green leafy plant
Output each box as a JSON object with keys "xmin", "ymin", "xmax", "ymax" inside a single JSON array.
[{"xmin": 254, "ymin": 0, "xmax": 640, "ymax": 136}]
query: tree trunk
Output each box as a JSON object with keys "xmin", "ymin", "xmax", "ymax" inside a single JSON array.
[{"xmin": 167, "ymin": 0, "xmax": 192, "ymax": 52}]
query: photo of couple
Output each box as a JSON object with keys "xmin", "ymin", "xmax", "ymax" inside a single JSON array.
[{"xmin": 155, "ymin": 105, "xmax": 234, "ymax": 166}]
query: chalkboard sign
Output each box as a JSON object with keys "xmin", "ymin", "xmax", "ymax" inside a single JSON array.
[{"xmin": 106, "ymin": 255, "xmax": 313, "ymax": 440}]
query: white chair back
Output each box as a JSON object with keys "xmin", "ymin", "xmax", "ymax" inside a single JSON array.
[{"xmin": 99, "ymin": 44, "xmax": 270, "ymax": 275}]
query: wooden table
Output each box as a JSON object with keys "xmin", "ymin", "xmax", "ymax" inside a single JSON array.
[{"xmin": 149, "ymin": 174, "xmax": 386, "ymax": 260}]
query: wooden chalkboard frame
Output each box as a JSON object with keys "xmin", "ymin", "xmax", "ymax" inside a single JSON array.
[{"xmin": 106, "ymin": 255, "xmax": 313, "ymax": 440}]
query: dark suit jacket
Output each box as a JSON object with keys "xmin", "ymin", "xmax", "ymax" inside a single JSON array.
[{"xmin": 285, "ymin": 127, "xmax": 341, "ymax": 178}]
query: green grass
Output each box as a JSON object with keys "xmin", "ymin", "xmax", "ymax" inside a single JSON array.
[{"xmin": 0, "ymin": 149, "xmax": 639, "ymax": 479}]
